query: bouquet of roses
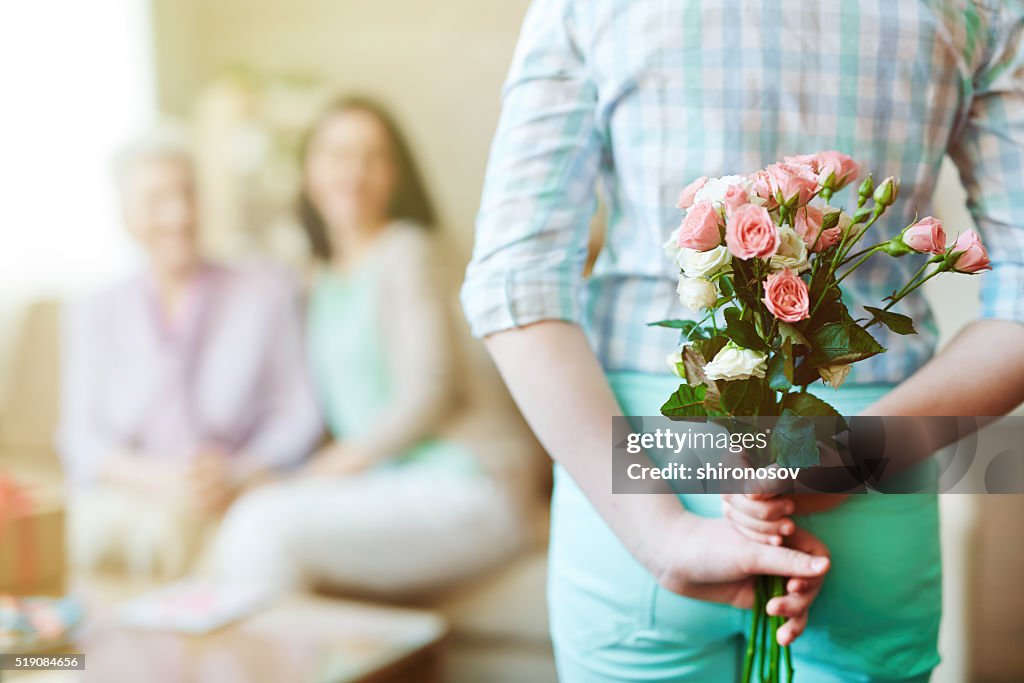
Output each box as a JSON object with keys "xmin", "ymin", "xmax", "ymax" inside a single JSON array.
[{"xmin": 657, "ymin": 152, "xmax": 990, "ymax": 682}]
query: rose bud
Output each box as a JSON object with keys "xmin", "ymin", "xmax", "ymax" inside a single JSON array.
[
  {"xmin": 901, "ymin": 217, "xmax": 947, "ymax": 255},
  {"xmin": 950, "ymin": 230, "xmax": 992, "ymax": 273},
  {"xmin": 872, "ymin": 176, "xmax": 899, "ymax": 206}
]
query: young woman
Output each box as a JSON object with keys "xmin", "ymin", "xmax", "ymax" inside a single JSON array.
[
  {"xmin": 59, "ymin": 125, "xmax": 322, "ymax": 576},
  {"xmin": 461, "ymin": 2, "xmax": 1024, "ymax": 682},
  {"xmin": 213, "ymin": 98, "xmax": 538, "ymax": 597}
]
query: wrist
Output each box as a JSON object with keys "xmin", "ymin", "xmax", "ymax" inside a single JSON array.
[{"xmin": 643, "ymin": 509, "xmax": 700, "ymax": 590}]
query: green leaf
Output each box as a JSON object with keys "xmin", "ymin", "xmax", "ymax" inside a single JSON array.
[
  {"xmin": 720, "ymin": 377, "xmax": 765, "ymax": 416},
  {"xmin": 661, "ymin": 384, "xmax": 709, "ymax": 417},
  {"xmin": 806, "ymin": 270, "xmax": 848, "ymax": 328},
  {"xmin": 723, "ymin": 307, "xmax": 770, "ymax": 353},
  {"xmin": 767, "ymin": 339, "xmax": 794, "ymax": 391},
  {"xmin": 770, "ymin": 409, "xmax": 820, "ymax": 468},
  {"xmin": 807, "ymin": 321, "xmax": 886, "ymax": 367},
  {"xmin": 781, "ymin": 391, "xmax": 842, "ymax": 418},
  {"xmin": 778, "ymin": 323, "xmax": 810, "ymax": 347},
  {"xmin": 648, "ymin": 319, "xmax": 697, "ymax": 329},
  {"xmin": 792, "ymin": 358, "xmax": 822, "ymax": 387},
  {"xmin": 863, "ymin": 306, "xmax": 916, "ymax": 335}
]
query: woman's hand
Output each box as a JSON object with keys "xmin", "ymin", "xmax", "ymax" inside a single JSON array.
[
  {"xmin": 183, "ymin": 449, "xmax": 239, "ymax": 514},
  {"xmin": 722, "ymin": 493, "xmax": 796, "ymax": 546},
  {"xmin": 723, "ymin": 493, "xmax": 850, "ymax": 545},
  {"xmin": 303, "ymin": 442, "xmax": 375, "ymax": 477},
  {"xmin": 652, "ymin": 514, "xmax": 830, "ymax": 645}
]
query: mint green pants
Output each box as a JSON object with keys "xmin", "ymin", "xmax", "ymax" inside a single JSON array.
[{"xmin": 548, "ymin": 372, "xmax": 940, "ymax": 682}]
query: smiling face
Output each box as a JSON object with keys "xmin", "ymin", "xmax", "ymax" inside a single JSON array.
[
  {"xmin": 120, "ymin": 156, "xmax": 200, "ymax": 278},
  {"xmin": 303, "ymin": 108, "xmax": 399, "ymax": 239}
]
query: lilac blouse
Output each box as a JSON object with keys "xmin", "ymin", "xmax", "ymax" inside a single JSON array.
[{"xmin": 57, "ymin": 262, "xmax": 323, "ymax": 487}]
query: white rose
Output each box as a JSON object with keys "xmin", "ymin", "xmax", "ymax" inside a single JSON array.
[
  {"xmin": 819, "ymin": 364, "xmax": 852, "ymax": 389},
  {"xmin": 666, "ymin": 349, "xmax": 686, "ymax": 379},
  {"xmin": 676, "ymin": 276, "xmax": 718, "ymax": 311},
  {"xmin": 663, "ymin": 225, "xmax": 682, "ymax": 261},
  {"xmin": 678, "ymin": 245, "xmax": 733, "ymax": 278},
  {"xmin": 769, "ymin": 225, "xmax": 810, "ymax": 273},
  {"xmin": 704, "ymin": 342, "xmax": 767, "ymax": 381},
  {"xmin": 694, "ymin": 175, "xmax": 754, "ymax": 204}
]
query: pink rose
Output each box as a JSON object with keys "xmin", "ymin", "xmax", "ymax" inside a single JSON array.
[
  {"xmin": 815, "ymin": 150, "xmax": 861, "ymax": 191},
  {"xmin": 766, "ymin": 162, "xmax": 819, "ymax": 207},
  {"xmin": 721, "ymin": 184, "xmax": 750, "ymax": 216},
  {"xmin": 677, "ymin": 201, "xmax": 724, "ymax": 251},
  {"xmin": 726, "ymin": 204, "xmax": 780, "ymax": 259},
  {"xmin": 763, "ymin": 268, "xmax": 811, "ymax": 323},
  {"xmin": 750, "ymin": 169, "xmax": 778, "ymax": 209},
  {"xmin": 902, "ymin": 216, "xmax": 947, "ymax": 255},
  {"xmin": 951, "ymin": 230, "xmax": 992, "ymax": 273},
  {"xmin": 793, "ymin": 205, "xmax": 842, "ymax": 252},
  {"xmin": 676, "ymin": 176, "xmax": 709, "ymax": 210}
]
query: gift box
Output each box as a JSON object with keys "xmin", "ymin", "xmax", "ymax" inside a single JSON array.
[{"xmin": 0, "ymin": 476, "xmax": 66, "ymax": 597}]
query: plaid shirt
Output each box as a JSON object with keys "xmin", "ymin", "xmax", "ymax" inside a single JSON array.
[{"xmin": 462, "ymin": 0, "xmax": 1024, "ymax": 383}]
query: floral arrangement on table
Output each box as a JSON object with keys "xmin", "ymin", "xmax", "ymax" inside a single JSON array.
[{"xmin": 657, "ymin": 151, "xmax": 990, "ymax": 682}]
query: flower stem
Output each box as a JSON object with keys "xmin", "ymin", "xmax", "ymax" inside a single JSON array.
[
  {"xmin": 769, "ymin": 576, "xmax": 782, "ymax": 682},
  {"xmin": 839, "ymin": 242, "xmax": 886, "ymax": 267},
  {"xmin": 759, "ymin": 577, "xmax": 769, "ymax": 681},
  {"xmin": 831, "ymin": 209, "xmax": 882, "ymax": 275},
  {"xmin": 835, "ymin": 245, "xmax": 883, "ymax": 284},
  {"xmin": 742, "ymin": 580, "xmax": 762, "ymax": 683},
  {"xmin": 863, "ymin": 268, "xmax": 942, "ymax": 328}
]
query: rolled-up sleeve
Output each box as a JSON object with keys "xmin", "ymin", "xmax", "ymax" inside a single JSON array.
[
  {"xmin": 948, "ymin": 10, "xmax": 1024, "ymax": 325},
  {"xmin": 460, "ymin": 0, "xmax": 601, "ymax": 337}
]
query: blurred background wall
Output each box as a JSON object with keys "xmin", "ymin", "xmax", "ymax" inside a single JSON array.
[{"xmin": 149, "ymin": 0, "xmax": 531, "ymax": 266}]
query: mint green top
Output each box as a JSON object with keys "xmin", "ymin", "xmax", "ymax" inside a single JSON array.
[{"xmin": 307, "ymin": 263, "xmax": 475, "ymax": 473}]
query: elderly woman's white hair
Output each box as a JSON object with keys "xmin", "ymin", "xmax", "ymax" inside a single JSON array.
[{"xmin": 112, "ymin": 120, "xmax": 194, "ymax": 190}]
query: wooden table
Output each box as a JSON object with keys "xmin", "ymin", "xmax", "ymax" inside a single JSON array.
[{"xmin": 9, "ymin": 580, "xmax": 447, "ymax": 683}]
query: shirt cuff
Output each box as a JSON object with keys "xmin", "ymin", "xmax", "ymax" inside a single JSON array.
[{"xmin": 461, "ymin": 268, "xmax": 583, "ymax": 338}]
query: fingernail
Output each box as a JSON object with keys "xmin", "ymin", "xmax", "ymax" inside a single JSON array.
[{"xmin": 812, "ymin": 557, "xmax": 829, "ymax": 572}]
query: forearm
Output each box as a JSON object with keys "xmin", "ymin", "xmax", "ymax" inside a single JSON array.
[
  {"xmin": 826, "ymin": 319, "xmax": 1024, "ymax": 490},
  {"xmin": 484, "ymin": 321, "xmax": 687, "ymax": 571},
  {"xmin": 864, "ymin": 319, "xmax": 1024, "ymax": 418}
]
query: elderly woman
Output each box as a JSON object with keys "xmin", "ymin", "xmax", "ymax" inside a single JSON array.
[{"xmin": 58, "ymin": 125, "xmax": 322, "ymax": 576}]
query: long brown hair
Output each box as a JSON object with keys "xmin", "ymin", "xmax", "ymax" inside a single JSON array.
[{"xmin": 297, "ymin": 96, "xmax": 437, "ymax": 260}]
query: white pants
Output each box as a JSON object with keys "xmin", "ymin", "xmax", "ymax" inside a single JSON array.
[{"xmin": 210, "ymin": 466, "xmax": 524, "ymax": 598}]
